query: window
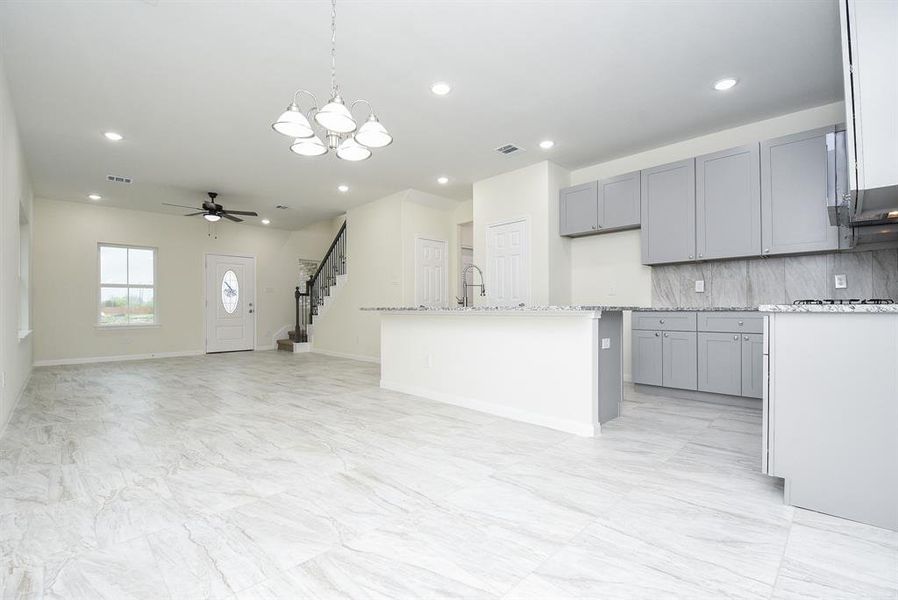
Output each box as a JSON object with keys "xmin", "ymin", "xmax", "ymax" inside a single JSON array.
[{"xmin": 98, "ymin": 244, "xmax": 156, "ymax": 326}]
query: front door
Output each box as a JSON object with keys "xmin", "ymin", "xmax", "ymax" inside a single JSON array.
[
  {"xmin": 205, "ymin": 254, "xmax": 255, "ymax": 353},
  {"xmin": 487, "ymin": 218, "xmax": 530, "ymax": 306},
  {"xmin": 415, "ymin": 237, "xmax": 448, "ymax": 307}
]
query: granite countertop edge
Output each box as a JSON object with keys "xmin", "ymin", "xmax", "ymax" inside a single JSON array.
[
  {"xmin": 759, "ymin": 304, "xmax": 898, "ymax": 313},
  {"xmin": 361, "ymin": 306, "xmax": 761, "ymax": 313}
]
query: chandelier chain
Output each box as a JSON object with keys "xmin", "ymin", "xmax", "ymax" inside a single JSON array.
[{"xmin": 330, "ymin": 0, "xmax": 337, "ymax": 96}]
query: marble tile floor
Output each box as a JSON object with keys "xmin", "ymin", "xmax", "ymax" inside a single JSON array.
[{"xmin": 1, "ymin": 351, "xmax": 896, "ymax": 599}]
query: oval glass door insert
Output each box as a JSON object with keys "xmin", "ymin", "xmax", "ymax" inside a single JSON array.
[{"xmin": 221, "ymin": 270, "xmax": 239, "ymax": 313}]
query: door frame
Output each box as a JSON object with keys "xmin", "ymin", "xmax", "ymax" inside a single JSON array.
[
  {"xmin": 413, "ymin": 236, "xmax": 449, "ymax": 307},
  {"xmin": 203, "ymin": 252, "xmax": 257, "ymax": 353},
  {"xmin": 485, "ymin": 215, "xmax": 531, "ymax": 305}
]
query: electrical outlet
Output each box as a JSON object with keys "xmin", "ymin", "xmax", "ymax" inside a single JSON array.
[
  {"xmin": 601, "ymin": 338, "xmax": 611, "ymax": 350},
  {"xmin": 695, "ymin": 280, "xmax": 705, "ymax": 293},
  {"xmin": 834, "ymin": 274, "xmax": 847, "ymax": 289}
]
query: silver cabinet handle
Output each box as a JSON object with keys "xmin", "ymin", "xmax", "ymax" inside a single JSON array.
[
  {"xmin": 743, "ymin": 335, "xmax": 750, "ymax": 340},
  {"xmin": 659, "ymin": 319, "xmax": 665, "ymax": 324},
  {"xmin": 698, "ymin": 253, "xmax": 703, "ymax": 258},
  {"xmin": 764, "ymin": 249, "xmax": 770, "ymax": 253},
  {"xmin": 664, "ymin": 333, "xmax": 670, "ymax": 338},
  {"xmin": 689, "ymin": 254, "xmax": 694, "ymax": 259},
  {"xmin": 733, "ymin": 335, "xmax": 739, "ymax": 340},
  {"xmin": 738, "ymin": 320, "xmax": 744, "ymax": 326},
  {"xmin": 654, "ymin": 332, "xmax": 660, "ymax": 337}
]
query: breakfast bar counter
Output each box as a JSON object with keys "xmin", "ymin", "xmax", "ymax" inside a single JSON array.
[{"xmin": 363, "ymin": 306, "xmax": 632, "ymax": 436}]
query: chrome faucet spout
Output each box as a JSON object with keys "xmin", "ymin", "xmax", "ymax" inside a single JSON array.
[{"xmin": 461, "ymin": 264, "xmax": 486, "ymax": 301}]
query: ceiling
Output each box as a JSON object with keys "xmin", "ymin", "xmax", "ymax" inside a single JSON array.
[{"xmin": 0, "ymin": 0, "xmax": 843, "ymax": 230}]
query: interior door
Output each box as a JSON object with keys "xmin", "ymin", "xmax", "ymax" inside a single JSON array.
[
  {"xmin": 415, "ymin": 238, "xmax": 448, "ymax": 307},
  {"xmin": 487, "ymin": 219, "xmax": 530, "ymax": 306},
  {"xmin": 206, "ymin": 254, "xmax": 255, "ymax": 353}
]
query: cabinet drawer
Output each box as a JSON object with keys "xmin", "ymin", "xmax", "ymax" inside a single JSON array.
[
  {"xmin": 697, "ymin": 312, "xmax": 764, "ymax": 334},
  {"xmin": 632, "ymin": 311, "xmax": 696, "ymax": 332}
]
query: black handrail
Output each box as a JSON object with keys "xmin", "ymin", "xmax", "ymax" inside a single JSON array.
[
  {"xmin": 310, "ymin": 221, "xmax": 347, "ymax": 284},
  {"xmin": 307, "ymin": 221, "xmax": 347, "ymax": 324}
]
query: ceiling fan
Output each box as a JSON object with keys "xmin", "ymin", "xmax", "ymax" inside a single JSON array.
[{"xmin": 163, "ymin": 192, "xmax": 258, "ymax": 222}]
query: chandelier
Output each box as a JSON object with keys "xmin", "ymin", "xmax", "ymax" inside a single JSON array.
[{"xmin": 271, "ymin": 0, "xmax": 392, "ymax": 161}]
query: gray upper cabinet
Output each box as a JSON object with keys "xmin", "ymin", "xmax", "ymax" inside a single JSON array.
[
  {"xmin": 631, "ymin": 329, "xmax": 663, "ymax": 386},
  {"xmin": 641, "ymin": 159, "xmax": 696, "ymax": 265},
  {"xmin": 599, "ymin": 171, "xmax": 641, "ymax": 231},
  {"xmin": 761, "ymin": 127, "xmax": 840, "ymax": 256},
  {"xmin": 697, "ymin": 332, "xmax": 743, "ymax": 396},
  {"xmin": 741, "ymin": 333, "xmax": 764, "ymax": 399},
  {"xmin": 696, "ymin": 144, "xmax": 762, "ymax": 260},
  {"xmin": 559, "ymin": 181, "xmax": 598, "ymax": 236},
  {"xmin": 661, "ymin": 331, "xmax": 698, "ymax": 390}
]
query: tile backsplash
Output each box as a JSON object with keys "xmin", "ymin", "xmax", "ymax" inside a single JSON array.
[{"xmin": 651, "ymin": 248, "xmax": 898, "ymax": 307}]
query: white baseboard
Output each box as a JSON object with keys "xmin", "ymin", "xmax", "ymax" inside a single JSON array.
[
  {"xmin": 34, "ymin": 349, "xmax": 204, "ymax": 367},
  {"xmin": 311, "ymin": 347, "xmax": 380, "ymax": 363},
  {"xmin": 380, "ymin": 379, "xmax": 598, "ymax": 437},
  {"xmin": 0, "ymin": 370, "xmax": 32, "ymax": 440},
  {"xmin": 255, "ymin": 345, "xmax": 277, "ymax": 351}
]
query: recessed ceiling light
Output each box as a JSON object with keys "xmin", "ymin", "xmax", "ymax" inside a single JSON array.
[
  {"xmin": 539, "ymin": 140, "xmax": 555, "ymax": 150},
  {"xmin": 431, "ymin": 82, "xmax": 451, "ymax": 96},
  {"xmin": 713, "ymin": 77, "xmax": 738, "ymax": 91},
  {"xmin": 437, "ymin": 176, "xmax": 449, "ymax": 185},
  {"xmin": 261, "ymin": 218, "xmax": 270, "ymax": 225},
  {"xmin": 337, "ymin": 184, "xmax": 349, "ymax": 193},
  {"xmin": 104, "ymin": 131, "xmax": 123, "ymax": 141},
  {"xmin": 88, "ymin": 193, "xmax": 102, "ymax": 201}
]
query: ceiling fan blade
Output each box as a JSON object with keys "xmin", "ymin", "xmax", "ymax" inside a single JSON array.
[
  {"xmin": 163, "ymin": 202, "xmax": 204, "ymax": 210},
  {"xmin": 184, "ymin": 212, "xmax": 205, "ymax": 216},
  {"xmin": 221, "ymin": 210, "xmax": 258, "ymax": 216},
  {"xmin": 222, "ymin": 213, "xmax": 243, "ymax": 223}
]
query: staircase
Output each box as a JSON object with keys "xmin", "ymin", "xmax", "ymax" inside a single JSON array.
[{"xmin": 278, "ymin": 222, "xmax": 347, "ymax": 352}]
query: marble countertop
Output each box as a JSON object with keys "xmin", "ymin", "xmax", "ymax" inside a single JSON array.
[
  {"xmin": 759, "ymin": 304, "xmax": 898, "ymax": 313},
  {"xmin": 362, "ymin": 305, "xmax": 760, "ymax": 313}
]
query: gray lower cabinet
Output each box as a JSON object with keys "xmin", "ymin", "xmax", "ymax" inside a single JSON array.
[
  {"xmin": 559, "ymin": 181, "xmax": 598, "ymax": 236},
  {"xmin": 697, "ymin": 332, "xmax": 743, "ymax": 396},
  {"xmin": 640, "ymin": 158, "xmax": 696, "ymax": 264},
  {"xmin": 741, "ymin": 333, "xmax": 764, "ymax": 399},
  {"xmin": 696, "ymin": 144, "xmax": 762, "ymax": 260},
  {"xmin": 631, "ymin": 329, "xmax": 662, "ymax": 386},
  {"xmin": 761, "ymin": 127, "xmax": 840, "ymax": 255},
  {"xmin": 599, "ymin": 171, "xmax": 640, "ymax": 231},
  {"xmin": 661, "ymin": 331, "xmax": 698, "ymax": 390}
]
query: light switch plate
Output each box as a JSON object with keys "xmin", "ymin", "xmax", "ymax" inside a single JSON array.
[
  {"xmin": 834, "ymin": 274, "xmax": 847, "ymax": 289},
  {"xmin": 695, "ymin": 280, "xmax": 705, "ymax": 293},
  {"xmin": 601, "ymin": 338, "xmax": 611, "ymax": 349}
]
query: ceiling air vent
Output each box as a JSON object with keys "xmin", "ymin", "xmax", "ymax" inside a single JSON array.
[
  {"xmin": 275, "ymin": 205, "xmax": 289, "ymax": 210},
  {"xmin": 106, "ymin": 174, "xmax": 133, "ymax": 184},
  {"xmin": 495, "ymin": 143, "xmax": 524, "ymax": 155}
]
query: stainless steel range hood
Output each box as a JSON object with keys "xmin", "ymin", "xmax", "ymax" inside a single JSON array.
[{"xmin": 838, "ymin": 0, "xmax": 898, "ymax": 246}]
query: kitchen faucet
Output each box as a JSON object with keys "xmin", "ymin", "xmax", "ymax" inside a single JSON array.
[{"xmin": 457, "ymin": 264, "xmax": 486, "ymax": 307}]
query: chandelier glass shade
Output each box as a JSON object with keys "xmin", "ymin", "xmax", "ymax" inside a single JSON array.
[{"xmin": 271, "ymin": 0, "xmax": 391, "ymax": 162}]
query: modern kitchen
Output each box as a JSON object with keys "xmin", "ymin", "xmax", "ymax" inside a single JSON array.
[{"xmin": 367, "ymin": 0, "xmax": 898, "ymax": 535}]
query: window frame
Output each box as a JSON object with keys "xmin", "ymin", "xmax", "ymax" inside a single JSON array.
[{"xmin": 97, "ymin": 243, "xmax": 158, "ymax": 327}]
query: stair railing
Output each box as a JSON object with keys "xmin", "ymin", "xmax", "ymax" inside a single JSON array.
[
  {"xmin": 293, "ymin": 286, "xmax": 310, "ymax": 343},
  {"xmin": 307, "ymin": 221, "xmax": 347, "ymax": 323}
]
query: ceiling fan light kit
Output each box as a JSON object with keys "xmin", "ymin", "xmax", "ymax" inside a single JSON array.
[{"xmin": 271, "ymin": 0, "xmax": 392, "ymax": 161}]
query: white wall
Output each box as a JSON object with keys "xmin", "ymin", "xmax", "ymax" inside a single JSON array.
[
  {"xmin": 0, "ymin": 54, "xmax": 33, "ymax": 432},
  {"xmin": 568, "ymin": 101, "xmax": 846, "ymax": 380},
  {"xmin": 310, "ymin": 189, "xmax": 470, "ymax": 361},
  {"xmin": 32, "ymin": 198, "xmax": 335, "ymax": 364},
  {"xmin": 473, "ymin": 161, "xmax": 571, "ymax": 306}
]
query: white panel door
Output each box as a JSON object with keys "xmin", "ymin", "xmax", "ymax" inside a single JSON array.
[
  {"xmin": 415, "ymin": 238, "xmax": 448, "ymax": 307},
  {"xmin": 205, "ymin": 254, "xmax": 255, "ymax": 353},
  {"xmin": 487, "ymin": 219, "xmax": 530, "ymax": 306}
]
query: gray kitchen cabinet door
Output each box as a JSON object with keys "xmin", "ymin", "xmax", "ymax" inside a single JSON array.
[
  {"xmin": 559, "ymin": 181, "xmax": 599, "ymax": 236},
  {"xmin": 661, "ymin": 331, "xmax": 698, "ymax": 390},
  {"xmin": 631, "ymin": 329, "xmax": 662, "ymax": 386},
  {"xmin": 640, "ymin": 159, "xmax": 696, "ymax": 265},
  {"xmin": 696, "ymin": 144, "xmax": 762, "ymax": 260},
  {"xmin": 697, "ymin": 332, "xmax": 742, "ymax": 396},
  {"xmin": 599, "ymin": 171, "xmax": 640, "ymax": 231},
  {"xmin": 741, "ymin": 333, "xmax": 764, "ymax": 399},
  {"xmin": 761, "ymin": 127, "xmax": 840, "ymax": 255}
]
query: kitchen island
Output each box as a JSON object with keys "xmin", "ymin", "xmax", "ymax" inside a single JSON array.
[
  {"xmin": 760, "ymin": 303, "xmax": 898, "ymax": 531},
  {"xmin": 363, "ymin": 306, "xmax": 635, "ymax": 436}
]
